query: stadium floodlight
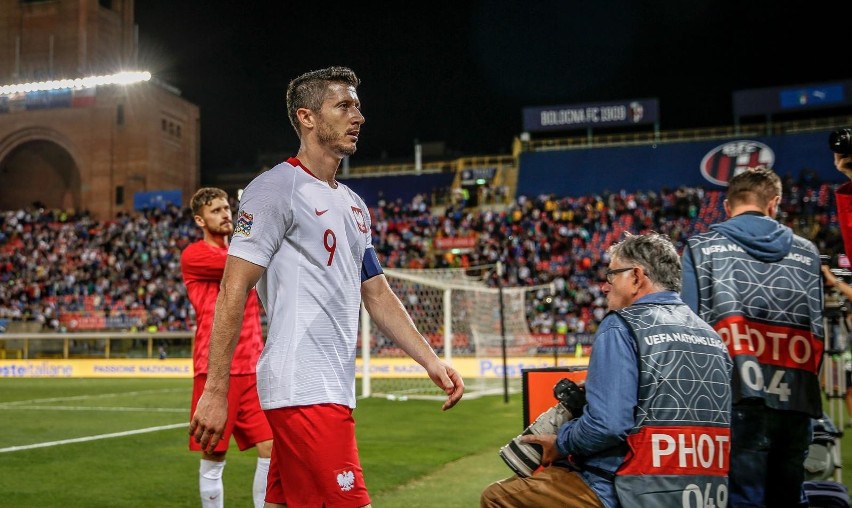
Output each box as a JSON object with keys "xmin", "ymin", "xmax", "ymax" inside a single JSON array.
[{"xmin": 0, "ymin": 70, "xmax": 151, "ymax": 96}]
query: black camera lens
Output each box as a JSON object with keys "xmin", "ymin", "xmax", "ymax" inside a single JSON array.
[{"xmin": 829, "ymin": 128, "xmax": 852, "ymax": 155}]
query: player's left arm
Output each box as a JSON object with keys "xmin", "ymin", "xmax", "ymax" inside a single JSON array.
[{"xmin": 361, "ymin": 266, "xmax": 464, "ymax": 410}]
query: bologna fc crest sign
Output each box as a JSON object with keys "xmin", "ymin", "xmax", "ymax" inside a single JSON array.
[{"xmin": 700, "ymin": 140, "xmax": 775, "ymax": 186}]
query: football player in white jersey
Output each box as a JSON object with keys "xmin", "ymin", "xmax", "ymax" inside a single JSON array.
[{"xmin": 190, "ymin": 66, "xmax": 464, "ymax": 508}]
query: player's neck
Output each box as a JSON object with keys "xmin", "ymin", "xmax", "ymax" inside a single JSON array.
[
  {"xmin": 296, "ymin": 144, "xmax": 341, "ymax": 187},
  {"xmin": 203, "ymin": 232, "xmax": 228, "ymax": 249}
]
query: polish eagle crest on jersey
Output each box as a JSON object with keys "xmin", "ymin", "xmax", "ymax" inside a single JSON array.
[
  {"xmin": 350, "ymin": 206, "xmax": 368, "ymax": 233},
  {"xmin": 337, "ymin": 470, "xmax": 355, "ymax": 492}
]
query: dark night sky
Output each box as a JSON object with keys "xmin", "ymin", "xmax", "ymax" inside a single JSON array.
[{"xmin": 133, "ymin": 1, "xmax": 849, "ymax": 178}]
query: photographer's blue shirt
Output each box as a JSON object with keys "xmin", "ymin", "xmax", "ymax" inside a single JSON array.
[{"xmin": 555, "ymin": 292, "xmax": 678, "ymax": 508}]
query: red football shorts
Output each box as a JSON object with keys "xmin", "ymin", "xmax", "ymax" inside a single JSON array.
[
  {"xmin": 264, "ymin": 403, "xmax": 371, "ymax": 508},
  {"xmin": 189, "ymin": 373, "xmax": 272, "ymax": 452}
]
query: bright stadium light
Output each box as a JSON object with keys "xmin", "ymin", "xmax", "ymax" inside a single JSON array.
[{"xmin": 0, "ymin": 70, "xmax": 152, "ymax": 96}]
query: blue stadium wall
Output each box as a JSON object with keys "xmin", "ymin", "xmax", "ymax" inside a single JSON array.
[
  {"xmin": 338, "ymin": 172, "xmax": 455, "ymax": 207},
  {"xmin": 517, "ymin": 129, "xmax": 844, "ymax": 198}
]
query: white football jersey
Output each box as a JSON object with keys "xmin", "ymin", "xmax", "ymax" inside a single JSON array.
[{"xmin": 228, "ymin": 158, "xmax": 373, "ymax": 409}]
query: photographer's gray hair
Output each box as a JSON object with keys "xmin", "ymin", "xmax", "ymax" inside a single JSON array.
[{"xmin": 608, "ymin": 232, "xmax": 682, "ymax": 292}]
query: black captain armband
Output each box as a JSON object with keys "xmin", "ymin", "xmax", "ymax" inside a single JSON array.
[{"xmin": 361, "ymin": 248, "xmax": 384, "ymax": 282}]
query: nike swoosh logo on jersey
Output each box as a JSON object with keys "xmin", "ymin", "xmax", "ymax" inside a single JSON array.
[{"xmin": 315, "ymin": 208, "xmax": 329, "ymax": 216}]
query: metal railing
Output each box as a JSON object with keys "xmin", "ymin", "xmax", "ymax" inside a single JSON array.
[
  {"xmin": 344, "ymin": 154, "xmax": 516, "ymax": 177},
  {"xmin": 0, "ymin": 331, "xmax": 193, "ymax": 360},
  {"xmin": 521, "ymin": 114, "xmax": 852, "ymax": 152}
]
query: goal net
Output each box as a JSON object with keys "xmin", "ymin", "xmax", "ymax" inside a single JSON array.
[{"xmin": 358, "ymin": 265, "xmax": 551, "ymax": 400}]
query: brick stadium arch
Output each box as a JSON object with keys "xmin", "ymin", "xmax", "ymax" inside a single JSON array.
[
  {"xmin": 0, "ymin": 83, "xmax": 200, "ymax": 219},
  {"xmin": 0, "ymin": 1, "xmax": 200, "ymax": 220},
  {"xmin": 0, "ymin": 127, "xmax": 82, "ymax": 212}
]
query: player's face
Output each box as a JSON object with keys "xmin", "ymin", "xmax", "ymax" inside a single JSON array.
[
  {"xmin": 198, "ymin": 197, "xmax": 232, "ymax": 236},
  {"xmin": 315, "ymin": 83, "xmax": 364, "ymax": 157}
]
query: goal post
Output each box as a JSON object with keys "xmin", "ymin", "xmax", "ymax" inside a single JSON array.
[{"xmin": 358, "ymin": 266, "xmax": 553, "ymax": 400}]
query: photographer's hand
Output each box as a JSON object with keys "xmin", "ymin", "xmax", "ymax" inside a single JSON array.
[
  {"xmin": 520, "ymin": 433, "xmax": 564, "ymax": 467},
  {"xmin": 835, "ymin": 153, "xmax": 852, "ymax": 180},
  {"xmin": 822, "ymin": 264, "xmax": 839, "ymax": 287},
  {"xmin": 822, "ymin": 264, "xmax": 852, "ymax": 302}
]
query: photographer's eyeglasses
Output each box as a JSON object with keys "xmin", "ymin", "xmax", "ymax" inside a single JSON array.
[{"xmin": 604, "ymin": 267, "xmax": 634, "ymax": 284}]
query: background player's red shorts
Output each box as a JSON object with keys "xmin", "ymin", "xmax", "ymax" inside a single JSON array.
[
  {"xmin": 189, "ymin": 373, "xmax": 272, "ymax": 452},
  {"xmin": 264, "ymin": 403, "xmax": 371, "ymax": 508}
]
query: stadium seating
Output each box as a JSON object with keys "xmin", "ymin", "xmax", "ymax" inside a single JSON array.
[{"xmin": 0, "ymin": 180, "xmax": 842, "ymax": 348}]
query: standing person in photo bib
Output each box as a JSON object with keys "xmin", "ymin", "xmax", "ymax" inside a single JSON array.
[{"xmin": 682, "ymin": 166, "xmax": 824, "ymax": 507}]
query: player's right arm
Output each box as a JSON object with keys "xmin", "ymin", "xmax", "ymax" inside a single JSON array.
[{"xmin": 189, "ymin": 255, "xmax": 265, "ymax": 453}]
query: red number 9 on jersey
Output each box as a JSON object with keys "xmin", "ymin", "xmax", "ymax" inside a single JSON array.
[{"xmin": 324, "ymin": 229, "xmax": 336, "ymax": 266}]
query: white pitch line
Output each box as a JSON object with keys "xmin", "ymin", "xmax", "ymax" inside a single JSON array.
[
  {"xmin": 6, "ymin": 405, "xmax": 186, "ymax": 413},
  {"xmin": 0, "ymin": 387, "xmax": 186, "ymax": 406},
  {"xmin": 0, "ymin": 423, "xmax": 187, "ymax": 453}
]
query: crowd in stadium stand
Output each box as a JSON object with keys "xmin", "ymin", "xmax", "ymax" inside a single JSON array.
[
  {"xmin": 0, "ymin": 175, "xmax": 843, "ymax": 343},
  {"xmin": 0, "ymin": 205, "xmax": 200, "ymax": 332}
]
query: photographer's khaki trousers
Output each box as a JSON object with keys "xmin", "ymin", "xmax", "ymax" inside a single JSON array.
[{"xmin": 481, "ymin": 466, "xmax": 605, "ymax": 507}]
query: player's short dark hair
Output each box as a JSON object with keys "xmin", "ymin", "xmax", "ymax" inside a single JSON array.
[
  {"xmin": 190, "ymin": 187, "xmax": 228, "ymax": 216},
  {"xmin": 726, "ymin": 166, "xmax": 782, "ymax": 209},
  {"xmin": 286, "ymin": 66, "xmax": 360, "ymax": 139}
]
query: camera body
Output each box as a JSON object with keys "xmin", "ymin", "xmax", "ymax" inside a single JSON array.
[
  {"xmin": 552, "ymin": 377, "xmax": 586, "ymax": 416},
  {"xmin": 498, "ymin": 378, "xmax": 586, "ymax": 477},
  {"xmin": 829, "ymin": 128, "xmax": 852, "ymax": 155}
]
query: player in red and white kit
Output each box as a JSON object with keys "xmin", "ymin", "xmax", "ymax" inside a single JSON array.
[
  {"xmin": 189, "ymin": 67, "xmax": 464, "ymax": 508},
  {"xmin": 181, "ymin": 187, "xmax": 273, "ymax": 508}
]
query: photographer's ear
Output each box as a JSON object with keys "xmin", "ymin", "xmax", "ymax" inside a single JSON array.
[{"xmin": 767, "ymin": 195, "xmax": 781, "ymax": 219}]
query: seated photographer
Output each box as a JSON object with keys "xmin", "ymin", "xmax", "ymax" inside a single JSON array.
[{"xmin": 481, "ymin": 232, "xmax": 733, "ymax": 508}]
